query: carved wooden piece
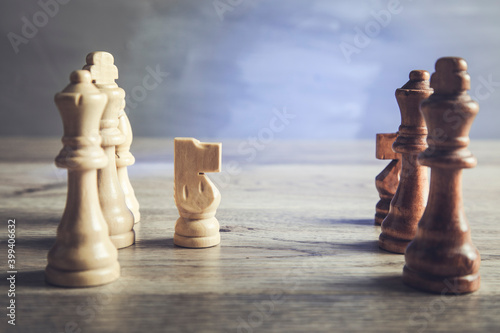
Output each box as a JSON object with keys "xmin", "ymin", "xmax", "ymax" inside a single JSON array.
[
  {"xmin": 117, "ymin": 103, "xmax": 141, "ymax": 223},
  {"xmin": 374, "ymin": 133, "xmax": 401, "ymax": 225},
  {"xmin": 379, "ymin": 70, "xmax": 433, "ymax": 253},
  {"xmin": 174, "ymin": 138, "xmax": 221, "ymax": 248},
  {"xmin": 83, "ymin": 52, "xmax": 135, "ymax": 249},
  {"xmin": 45, "ymin": 70, "xmax": 120, "ymax": 287},
  {"xmin": 403, "ymin": 57, "xmax": 481, "ymax": 294}
]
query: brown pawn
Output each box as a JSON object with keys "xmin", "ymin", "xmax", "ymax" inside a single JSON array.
[
  {"xmin": 83, "ymin": 52, "xmax": 135, "ymax": 249},
  {"xmin": 379, "ymin": 70, "xmax": 433, "ymax": 253},
  {"xmin": 46, "ymin": 70, "xmax": 120, "ymax": 287},
  {"xmin": 374, "ymin": 133, "xmax": 401, "ymax": 225},
  {"xmin": 403, "ymin": 57, "xmax": 481, "ymax": 294}
]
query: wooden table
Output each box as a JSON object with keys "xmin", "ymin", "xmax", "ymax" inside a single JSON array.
[{"xmin": 1, "ymin": 138, "xmax": 499, "ymax": 333}]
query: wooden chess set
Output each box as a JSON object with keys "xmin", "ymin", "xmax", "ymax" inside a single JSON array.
[
  {"xmin": 4, "ymin": 50, "xmax": 498, "ymax": 333},
  {"xmin": 47, "ymin": 52, "xmax": 481, "ymax": 295}
]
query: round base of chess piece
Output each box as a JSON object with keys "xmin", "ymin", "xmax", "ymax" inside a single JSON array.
[
  {"xmin": 174, "ymin": 217, "xmax": 221, "ymax": 248},
  {"xmin": 174, "ymin": 234, "xmax": 221, "ymax": 249},
  {"xmin": 402, "ymin": 265, "xmax": 480, "ymax": 294},
  {"xmin": 110, "ymin": 230, "xmax": 136, "ymax": 249},
  {"xmin": 378, "ymin": 232, "xmax": 411, "ymax": 254},
  {"xmin": 45, "ymin": 261, "xmax": 120, "ymax": 288}
]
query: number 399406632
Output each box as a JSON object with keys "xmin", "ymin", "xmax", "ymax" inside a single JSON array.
[{"xmin": 7, "ymin": 219, "xmax": 15, "ymax": 268}]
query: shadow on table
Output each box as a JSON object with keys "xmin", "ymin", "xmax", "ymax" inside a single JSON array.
[
  {"xmin": 318, "ymin": 218, "xmax": 376, "ymax": 226},
  {"xmin": 368, "ymin": 274, "xmax": 422, "ymax": 294},
  {"xmin": 326, "ymin": 274, "xmax": 420, "ymax": 294},
  {"xmin": 134, "ymin": 237, "xmax": 175, "ymax": 249},
  {"xmin": 20, "ymin": 236, "xmax": 55, "ymax": 251},
  {"xmin": 2, "ymin": 270, "xmax": 46, "ymax": 288},
  {"xmin": 330, "ymin": 240, "xmax": 380, "ymax": 254}
]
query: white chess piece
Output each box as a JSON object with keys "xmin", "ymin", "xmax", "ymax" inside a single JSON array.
[
  {"xmin": 117, "ymin": 100, "xmax": 141, "ymax": 223},
  {"xmin": 83, "ymin": 51, "xmax": 135, "ymax": 248},
  {"xmin": 174, "ymin": 138, "xmax": 222, "ymax": 248},
  {"xmin": 45, "ymin": 70, "xmax": 120, "ymax": 287}
]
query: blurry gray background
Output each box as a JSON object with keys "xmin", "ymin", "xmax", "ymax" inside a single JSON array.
[{"xmin": 1, "ymin": 0, "xmax": 499, "ymax": 139}]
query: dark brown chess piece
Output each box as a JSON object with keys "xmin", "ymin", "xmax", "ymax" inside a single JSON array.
[
  {"xmin": 375, "ymin": 133, "xmax": 401, "ymax": 225},
  {"xmin": 403, "ymin": 57, "xmax": 480, "ymax": 294},
  {"xmin": 379, "ymin": 70, "xmax": 433, "ymax": 253}
]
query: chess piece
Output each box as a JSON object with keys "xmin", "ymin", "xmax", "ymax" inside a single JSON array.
[
  {"xmin": 45, "ymin": 70, "xmax": 120, "ymax": 287},
  {"xmin": 375, "ymin": 133, "xmax": 401, "ymax": 225},
  {"xmin": 379, "ymin": 70, "xmax": 433, "ymax": 254},
  {"xmin": 403, "ymin": 57, "xmax": 481, "ymax": 294},
  {"xmin": 117, "ymin": 101, "xmax": 141, "ymax": 223},
  {"xmin": 83, "ymin": 51, "xmax": 135, "ymax": 249},
  {"xmin": 174, "ymin": 138, "xmax": 222, "ymax": 248}
]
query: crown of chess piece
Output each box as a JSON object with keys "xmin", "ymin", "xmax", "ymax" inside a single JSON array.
[
  {"xmin": 403, "ymin": 57, "xmax": 481, "ymax": 294},
  {"xmin": 45, "ymin": 70, "xmax": 120, "ymax": 287},
  {"xmin": 375, "ymin": 132, "xmax": 401, "ymax": 225},
  {"xmin": 174, "ymin": 138, "xmax": 222, "ymax": 248},
  {"xmin": 117, "ymin": 99, "xmax": 141, "ymax": 223},
  {"xmin": 379, "ymin": 70, "xmax": 433, "ymax": 253},
  {"xmin": 83, "ymin": 51, "xmax": 135, "ymax": 248}
]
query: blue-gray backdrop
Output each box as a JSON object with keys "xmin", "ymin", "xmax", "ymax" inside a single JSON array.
[{"xmin": 1, "ymin": 0, "xmax": 499, "ymax": 139}]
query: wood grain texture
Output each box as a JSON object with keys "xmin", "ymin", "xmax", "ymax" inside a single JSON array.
[{"xmin": 1, "ymin": 138, "xmax": 499, "ymax": 333}]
